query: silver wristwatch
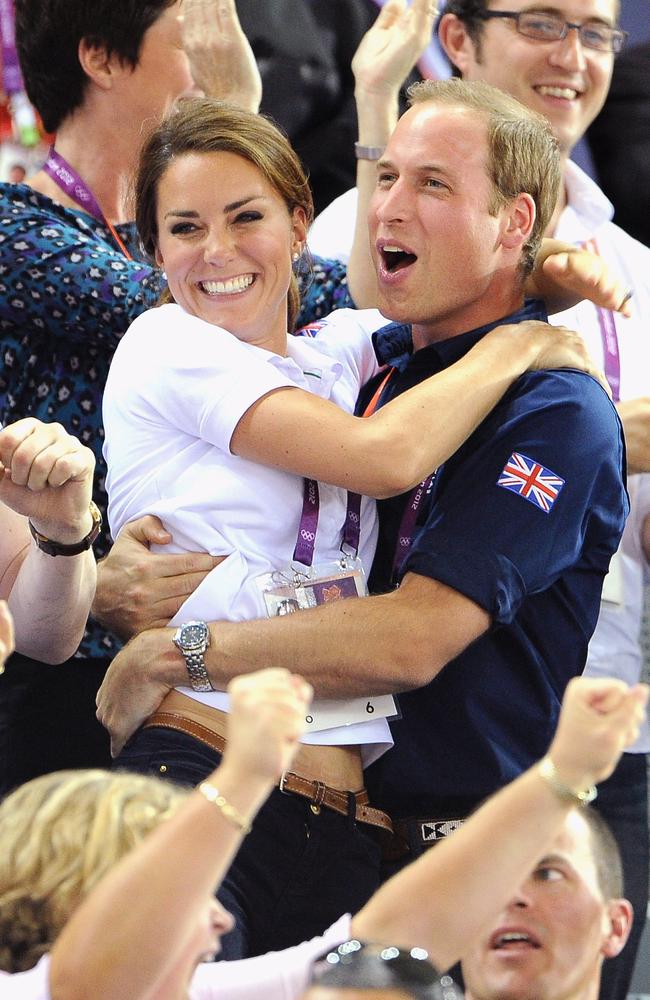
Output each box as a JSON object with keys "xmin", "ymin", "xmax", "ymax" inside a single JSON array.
[{"xmin": 172, "ymin": 620, "xmax": 214, "ymax": 693}]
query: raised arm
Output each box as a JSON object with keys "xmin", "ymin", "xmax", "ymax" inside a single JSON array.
[
  {"xmin": 347, "ymin": 0, "xmax": 438, "ymax": 308},
  {"xmin": 50, "ymin": 669, "xmax": 311, "ymax": 1000},
  {"xmin": 0, "ymin": 419, "xmax": 97, "ymax": 663},
  {"xmin": 231, "ymin": 319, "xmax": 604, "ymax": 499},
  {"xmin": 352, "ymin": 676, "xmax": 647, "ymax": 970},
  {"xmin": 181, "ymin": 0, "xmax": 262, "ymax": 111}
]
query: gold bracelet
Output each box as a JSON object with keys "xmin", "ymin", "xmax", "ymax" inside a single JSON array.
[
  {"xmin": 537, "ymin": 756, "xmax": 597, "ymax": 805},
  {"xmin": 198, "ymin": 782, "xmax": 253, "ymax": 834}
]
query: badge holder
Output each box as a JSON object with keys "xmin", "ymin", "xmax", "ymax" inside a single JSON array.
[
  {"xmin": 258, "ymin": 555, "xmax": 368, "ymax": 617},
  {"xmin": 257, "ymin": 480, "xmax": 396, "ymax": 732}
]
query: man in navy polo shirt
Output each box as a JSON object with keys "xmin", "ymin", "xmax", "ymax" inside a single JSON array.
[{"xmin": 98, "ymin": 79, "xmax": 627, "ymax": 869}]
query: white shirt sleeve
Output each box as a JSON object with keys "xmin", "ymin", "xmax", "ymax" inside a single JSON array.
[
  {"xmin": 189, "ymin": 914, "xmax": 353, "ymax": 1000},
  {"xmin": 0, "ymin": 955, "xmax": 51, "ymax": 1000},
  {"xmin": 106, "ymin": 304, "xmax": 300, "ymax": 453}
]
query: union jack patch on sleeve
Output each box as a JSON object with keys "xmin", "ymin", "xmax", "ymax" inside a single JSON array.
[{"xmin": 497, "ymin": 451, "xmax": 565, "ymax": 514}]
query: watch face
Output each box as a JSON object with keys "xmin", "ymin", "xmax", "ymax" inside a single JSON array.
[{"xmin": 180, "ymin": 622, "xmax": 207, "ymax": 649}]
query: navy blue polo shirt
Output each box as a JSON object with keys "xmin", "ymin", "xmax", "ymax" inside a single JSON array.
[{"xmin": 361, "ymin": 301, "xmax": 628, "ymax": 818}]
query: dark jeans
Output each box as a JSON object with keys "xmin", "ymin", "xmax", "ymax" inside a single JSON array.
[
  {"xmin": 115, "ymin": 725, "xmax": 382, "ymax": 959},
  {"xmin": 593, "ymin": 751, "xmax": 649, "ymax": 1000},
  {"xmin": 0, "ymin": 651, "xmax": 112, "ymax": 799}
]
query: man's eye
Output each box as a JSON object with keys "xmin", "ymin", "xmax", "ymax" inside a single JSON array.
[
  {"xmin": 525, "ymin": 14, "xmax": 561, "ymax": 35},
  {"xmin": 424, "ymin": 178, "xmax": 446, "ymax": 190},
  {"xmin": 536, "ymin": 866, "xmax": 564, "ymax": 882},
  {"xmin": 581, "ymin": 24, "xmax": 609, "ymax": 46},
  {"xmin": 377, "ymin": 172, "xmax": 397, "ymax": 185}
]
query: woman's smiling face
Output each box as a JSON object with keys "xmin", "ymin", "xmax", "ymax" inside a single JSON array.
[{"xmin": 154, "ymin": 150, "xmax": 307, "ymax": 354}]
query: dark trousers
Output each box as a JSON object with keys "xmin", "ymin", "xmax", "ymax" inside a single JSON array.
[
  {"xmin": 593, "ymin": 751, "xmax": 649, "ymax": 1000},
  {"xmin": 115, "ymin": 726, "xmax": 382, "ymax": 959},
  {"xmin": 0, "ymin": 651, "xmax": 112, "ymax": 799}
]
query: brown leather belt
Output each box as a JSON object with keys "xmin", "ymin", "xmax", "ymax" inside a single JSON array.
[{"xmin": 143, "ymin": 710, "xmax": 393, "ymax": 835}]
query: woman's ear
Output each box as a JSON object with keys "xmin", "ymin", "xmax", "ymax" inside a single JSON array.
[
  {"xmin": 291, "ymin": 206, "xmax": 309, "ymax": 255},
  {"xmin": 154, "ymin": 245, "xmax": 164, "ymax": 269}
]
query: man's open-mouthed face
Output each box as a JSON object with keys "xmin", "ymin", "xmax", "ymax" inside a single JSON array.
[
  {"xmin": 442, "ymin": 0, "xmax": 617, "ymax": 156},
  {"xmin": 461, "ymin": 811, "xmax": 631, "ymax": 1000},
  {"xmin": 368, "ymin": 101, "xmax": 530, "ymax": 346}
]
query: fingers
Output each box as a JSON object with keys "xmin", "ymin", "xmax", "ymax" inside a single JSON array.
[
  {"xmin": 544, "ymin": 251, "xmax": 632, "ymax": 317},
  {"xmin": 121, "ymin": 514, "xmax": 173, "ymax": 547},
  {"xmin": 375, "ymin": 0, "xmax": 408, "ymax": 29},
  {"xmin": 0, "ymin": 419, "xmax": 95, "ymax": 491},
  {"xmin": 229, "ymin": 668, "xmax": 313, "ymax": 734}
]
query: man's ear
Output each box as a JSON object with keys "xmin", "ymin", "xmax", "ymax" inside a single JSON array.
[
  {"xmin": 78, "ymin": 37, "xmax": 122, "ymax": 92},
  {"xmin": 438, "ymin": 13, "xmax": 480, "ymax": 76},
  {"xmin": 601, "ymin": 899, "xmax": 634, "ymax": 959},
  {"xmin": 499, "ymin": 193, "xmax": 536, "ymax": 252}
]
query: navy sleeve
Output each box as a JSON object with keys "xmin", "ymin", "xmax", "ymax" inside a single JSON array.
[{"xmin": 403, "ymin": 369, "xmax": 628, "ymax": 624}]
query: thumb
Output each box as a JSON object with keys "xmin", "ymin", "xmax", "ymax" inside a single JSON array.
[
  {"xmin": 542, "ymin": 252, "xmax": 571, "ymax": 277},
  {"xmin": 122, "ymin": 514, "xmax": 172, "ymax": 547}
]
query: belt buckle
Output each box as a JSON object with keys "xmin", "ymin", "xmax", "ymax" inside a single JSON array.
[
  {"xmin": 420, "ymin": 818, "xmax": 464, "ymax": 842},
  {"xmin": 279, "ymin": 771, "xmax": 289, "ymax": 794}
]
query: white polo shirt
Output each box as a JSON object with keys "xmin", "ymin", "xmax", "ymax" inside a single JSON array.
[{"xmin": 103, "ymin": 304, "xmax": 392, "ymax": 760}]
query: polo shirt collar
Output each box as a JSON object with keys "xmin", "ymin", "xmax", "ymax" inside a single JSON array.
[{"xmin": 373, "ymin": 298, "xmax": 549, "ymax": 371}]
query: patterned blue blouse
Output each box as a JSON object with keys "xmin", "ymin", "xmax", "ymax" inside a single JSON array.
[{"xmin": 0, "ymin": 183, "xmax": 354, "ymax": 658}]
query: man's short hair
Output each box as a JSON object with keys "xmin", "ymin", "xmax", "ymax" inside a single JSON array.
[
  {"xmin": 407, "ymin": 78, "xmax": 560, "ymax": 275},
  {"xmin": 15, "ymin": 0, "xmax": 176, "ymax": 133},
  {"xmin": 312, "ymin": 942, "xmax": 462, "ymax": 1000},
  {"xmin": 581, "ymin": 805, "xmax": 625, "ymax": 900}
]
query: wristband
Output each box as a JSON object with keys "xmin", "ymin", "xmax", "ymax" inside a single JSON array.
[
  {"xmin": 538, "ymin": 756, "xmax": 597, "ymax": 805},
  {"xmin": 29, "ymin": 500, "xmax": 102, "ymax": 557},
  {"xmin": 198, "ymin": 782, "xmax": 253, "ymax": 834},
  {"xmin": 355, "ymin": 142, "xmax": 384, "ymax": 161}
]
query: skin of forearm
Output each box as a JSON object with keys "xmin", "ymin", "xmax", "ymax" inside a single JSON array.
[
  {"xmin": 235, "ymin": 321, "xmax": 542, "ymax": 501},
  {"xmin": 347, "ymin": 88, "xmax": 399, "ymax": 309},
  {"xmin": 151, "ymin": 576, "xmax": 488, "ymax": 698},
  {"xmin": 6, "ymin": 545, "xmax": 96, "ymax": 663},
  {"xmin": 365, "ymin": 324, "xmax": 540, "ymax": 495},
  {"xmin": 351, "ymin": 766, "xmax": 573, "ymax": 970},
  {"xmin": 49, "ymin": 761, "xmax": 273, "ymax": 1000}
]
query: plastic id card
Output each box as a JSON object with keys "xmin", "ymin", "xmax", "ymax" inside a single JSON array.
[
  {"xmin": 257, "ymin": 556, "xmax": 369, "ymax": 617},
  {"xmin": 257, "ymin": 557, "xmax": 397, "ymax": 731}
]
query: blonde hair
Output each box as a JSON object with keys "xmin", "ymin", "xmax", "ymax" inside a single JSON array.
[
  {"xmin": 0, "ymin": 769, "xmax": 188, "ymax": 972},
  {"xmin": 407, "ymin": 78, "xmax": 560, "ymax": 276}
]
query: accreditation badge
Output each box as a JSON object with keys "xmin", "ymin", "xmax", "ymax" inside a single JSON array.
[
  {"xmin": 257, "ymin": 556, "xmax": 369, "ymax": 617},
  {"xmin": 257, "ymin": 557, "xmax": 397, "ymax": 732}
]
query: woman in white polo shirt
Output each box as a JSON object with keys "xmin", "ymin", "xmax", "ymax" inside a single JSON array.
[{"xmin": 102, "ymin": 97, "xmax": 601, "ymax": 960}]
